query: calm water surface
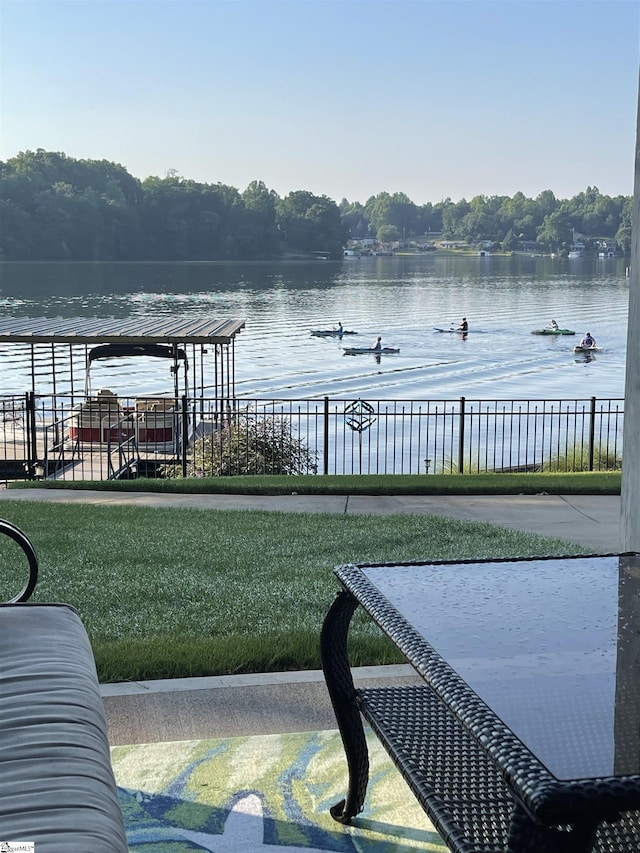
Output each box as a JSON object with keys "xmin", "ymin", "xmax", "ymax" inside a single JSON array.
[{"xmin": 0, "ymin": 255, "xmax": 629, "ymax": 401}]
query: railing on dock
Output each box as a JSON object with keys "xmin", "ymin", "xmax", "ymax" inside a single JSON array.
[{"xmin": 0, "ymin": 393, "xmax": 624, "ymax": 482}]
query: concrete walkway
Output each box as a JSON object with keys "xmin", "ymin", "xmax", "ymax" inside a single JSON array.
[
  {"xmin": 4, "ymin": 488, "xmax": 622, "ymax": 553},
  {"xmin": 2, "ymin": 488, "xmax": 622, "ymax": 744}
]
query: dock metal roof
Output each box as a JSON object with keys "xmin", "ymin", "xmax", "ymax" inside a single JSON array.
[{"xmin": 0, "ymin": 317, "xmax": 246, "ymax": 345}]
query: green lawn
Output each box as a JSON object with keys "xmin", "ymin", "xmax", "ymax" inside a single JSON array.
[
  {"xmin": 8, "ymin": 470, "xmax": 622, "ymax": 496},
  {"xmin": 0, "ymin": 498, "xmax": 587, "ymax": 683}
]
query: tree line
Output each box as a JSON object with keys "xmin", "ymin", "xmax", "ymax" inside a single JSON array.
[{"xmin": 0, "ymin": 149, "xmax": 633, "ymax": 261}]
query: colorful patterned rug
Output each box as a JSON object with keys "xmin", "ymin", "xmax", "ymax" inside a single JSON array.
[{"xmin": 112, "ymin": 728, "xmax": 448, "ymax": 852}]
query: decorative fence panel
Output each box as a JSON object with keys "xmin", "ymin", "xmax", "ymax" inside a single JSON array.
[{"xmin": 0, "ymin": 393, "xmax": 625, "ymax": 482}]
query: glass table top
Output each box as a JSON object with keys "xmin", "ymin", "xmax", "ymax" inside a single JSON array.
[{"xmin": 361, "ymin": 555, "xmax": 640, "ymax": 781}]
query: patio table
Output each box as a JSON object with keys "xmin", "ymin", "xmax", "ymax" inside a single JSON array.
[{"xmin": 320, "ymin": 554, "xmax": 640, "ymax": 852}]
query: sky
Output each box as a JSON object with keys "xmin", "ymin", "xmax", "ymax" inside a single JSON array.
[{"xmin": 1, "ymin": 0, "xmax": 639, "ymax": 206}]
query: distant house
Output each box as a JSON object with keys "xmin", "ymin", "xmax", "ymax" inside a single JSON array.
[{"xmin": 598, "ymin": 240, "xmax": 617, "ymax": 258}]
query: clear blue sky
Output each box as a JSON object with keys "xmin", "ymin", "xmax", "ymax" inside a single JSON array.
[{"xmin": 1, "ymin": 0, "xmax": 639, "ymax": 205}]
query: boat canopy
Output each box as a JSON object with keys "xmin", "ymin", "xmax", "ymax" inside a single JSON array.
[
  {"xmin": 0, "ymin": 316, "xmax": 245, "ymax": 402},
  {"xmin": 0, "ymin": 317, "xmax": 245, "ymax": 345},
  {"xmin": 87, "ymin": 344, "xmax": 188, "ymax": 365},
  {"xmin": 85, "ymin": 343, "xmax": 191, "ymax": 397}
]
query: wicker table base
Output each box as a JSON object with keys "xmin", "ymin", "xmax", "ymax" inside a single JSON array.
[{"xmin": 320, "ymin": 559, "xmax": 640, "ymax": 853}]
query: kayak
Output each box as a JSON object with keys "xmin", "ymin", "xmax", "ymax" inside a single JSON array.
[
  {"xmin": 433, "ymin": 326, "xmax": 469, "ymax": 333},
  {"xmin": 573, "ymin": 345, "xmax": 601, "ymax": 353},
  {"xmin": 311, "ymin": 329, "xmax": 357, "ymax": 337},
  {"xmin": 531, "ymin": 328, "xmax": 575, "ymax": 335},
  {"xmin": 343, "ymin": 346, "xmax": 400, "ymax": 355}
]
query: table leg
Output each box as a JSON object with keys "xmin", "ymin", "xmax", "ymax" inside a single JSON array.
[
  {"xmin": 320, "ymin": 589, "xmax": 369, "ymax": 824},
  {"xmin": 508, "ymin": 803, "xmax": 597, "ymax": 853}
]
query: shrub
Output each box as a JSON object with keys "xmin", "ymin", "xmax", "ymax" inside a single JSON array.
[
  {"xmin": 167, "ymin": 410, "xmax": 318, "ymax": 477},
  {"xmin": 541, "ymin": 443, "xmax": 622, "ymax": 473}
]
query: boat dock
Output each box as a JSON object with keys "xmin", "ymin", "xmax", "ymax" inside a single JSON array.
[{"xmin": 0, "ymin": 317, "xmax": 246, "ymax": 484}]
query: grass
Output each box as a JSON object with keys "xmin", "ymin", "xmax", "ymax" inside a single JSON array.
[
  {"xmin": 7, "ymin": 470, "xmax": 622, "ymax": 495},
  {"xmin": 0, "ymin": 498, "xmax": 588, "ymax": 683}
]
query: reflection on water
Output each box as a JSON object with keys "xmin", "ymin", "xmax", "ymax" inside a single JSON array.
[
  {"xmin": 0, "ymin": 255, "xmax": 629, "ymax": 401},
  {"xmin": 575, "ymin": 351, "xmax": 598, "ymax": 365}
]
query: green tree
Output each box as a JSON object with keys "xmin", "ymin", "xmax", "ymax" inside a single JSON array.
[
  {"xmin": 0, "ymin": 148, "xmax": 631, "ymax": 260},
  {"xmin": 501, "ymin": 228, "xmax": 518, "ymax": 252},
  {"xmin": 377, "ymin": 224, "xmax": 401, "ymax": 242},
  {"xmin": 0, "ymin": 149, "xmax": 143, "ymax": 260},
  {"xmin": 239, "ymin": 180, "xmax": 280, "ymax": 258},
  {"xmin": 140, "ymin": 175, "xmax": 244, "ymax": 260},
  {"xmin": 615, "ymin": 196, "xmax": 633, "ymax": 254},
  {"xmin": 0, "ymin": 197, "xmax": 33, "ymax": 259},
  {"xmin": 536, "ymin": 205, "xmax": 574, "ymax": 252},
  {"xmin": 276, "ymin": 191, "xmax": 347, "ymax": 258},
  {"xmin": 535, "ymin": 190, "xmax": 558, "ymax": 219},
  {"xmin": 365, "ymin": 191, "xmax": 418, "ymax": 238},
  {"xmin": 413, "ymin": 201, "xmax": 442, "ymax": 236},
  {"xmin": 441, "ymin": 198, "xmax": 471, "ymax": 239},
  {"xmin": 497, "ymin": 192, "xmax": 543, "ymax": 243},
  {"xmin": 339, "ymin": 199, "xmax": 370, "ymax": 239}
]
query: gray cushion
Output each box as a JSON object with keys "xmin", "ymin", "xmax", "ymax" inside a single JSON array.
[{"xmin": 0, "ymin": 603, "xmax": 127, "ymax": 852}]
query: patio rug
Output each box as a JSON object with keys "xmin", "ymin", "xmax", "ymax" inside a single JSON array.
[{"xmin": 112, "ymin": 728, "xmax": 447, "ymax": 852}]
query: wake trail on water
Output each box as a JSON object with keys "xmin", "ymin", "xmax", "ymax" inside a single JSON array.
[
  {"xmin": 235, "ymin": 358, "xmax": 451, "ymax": 397},
  {"xmin": 234, "ymin": 350, "xmax": 570, "ymax": 400}
]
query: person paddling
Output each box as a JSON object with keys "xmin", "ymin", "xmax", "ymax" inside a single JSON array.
[
  {"xmin": 457, "ymin": 317, "xmax": 468, "ymax": 332},
  {"xmin": 370, "ymin": 336, "xmax": 382, "ymax": 351}
]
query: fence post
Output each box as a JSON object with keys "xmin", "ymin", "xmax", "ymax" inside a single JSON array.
[
  {"xmin": 458, "ymin": 396, "xmax": 466, "ymax": 474},
  {"xmin": 588, "ymin": 396, "xmax": 596, "ymax": 471},
  {"xmin": 25, "ymin": 392, "xmax": 37, "ymax": 480},
  {"xmin": 323, "ymin": 397, "xmax": 329, "ymax": 476},
  {"xmin": 181, "ymin": 395, "xmax": 189, "ymax": 477}
]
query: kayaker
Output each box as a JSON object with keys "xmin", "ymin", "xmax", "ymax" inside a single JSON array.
[
  {"xmin": 334, "ymin": 322, "xmax": 344, "ymax": 335},
  {"xmin": 371, "ymin": 336, "xmax": 382, "ymax": 351},
  {"xmin": 580, "ymin": 332, "xmax": 596, "ymax": 348},
  {"xmin": 457, "ymin": 317, "xmax": 468, "ymax": 332},
  {"xmin": 549, "ymin": 319, "xmax": 559, "ymax": 330}
]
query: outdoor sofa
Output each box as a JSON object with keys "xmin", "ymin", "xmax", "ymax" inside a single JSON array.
[{"xmin": 0, "ymin": 519, "xmax": 127, "ymax": 852}]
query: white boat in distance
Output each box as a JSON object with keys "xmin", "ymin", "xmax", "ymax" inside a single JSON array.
[{"xmin": 568, "ymin": 235, "xmax": 585, "ymax": 259}]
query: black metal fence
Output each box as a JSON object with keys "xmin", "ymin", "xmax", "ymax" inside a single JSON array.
[{"xmin": 0, "ymin": 393, "xmax": 625, "ymax": 482}]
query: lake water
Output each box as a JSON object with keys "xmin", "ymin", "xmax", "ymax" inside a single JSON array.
[{"xmin": 0, "ymin": 255, "xmax": 630, "ymax": 402}]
